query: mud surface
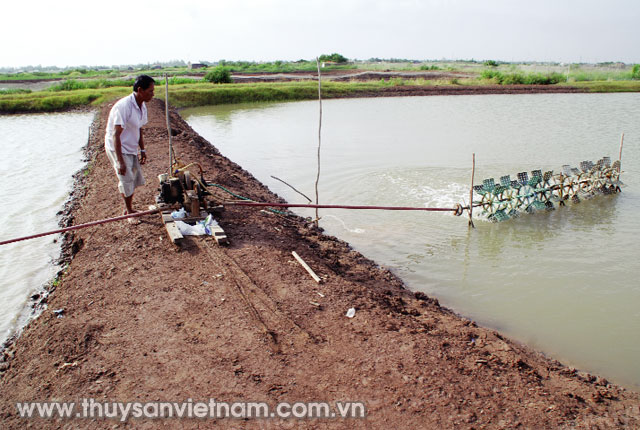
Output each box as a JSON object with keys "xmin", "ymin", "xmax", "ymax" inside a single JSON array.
[{"xmin": 0, "ymin": 99, "xmax": 638, "ymax": 429}]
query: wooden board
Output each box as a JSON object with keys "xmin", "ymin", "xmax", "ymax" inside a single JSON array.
[
  {"xmin": 159, "ymin": 209, "xmax": 227, "ymax": 245},
  {"xmin": 164, "ymin": 221, "xmax": 184, "ymax": 244},
  {"xmin": 211, "ymin": 224, "xmax": 228, "ymax": 245}
]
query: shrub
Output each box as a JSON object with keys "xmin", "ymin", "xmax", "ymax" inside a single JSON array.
[
  {"xmin": 204, "ymin": 67, "xmax": 233, "ymax": 84},
  {"xmin": 481, "ymin": 69, "xmax": 503, "ymax": 83},
  {"xmin": 632, "ymin": 64, "xmax": 640, "ymax": 80},
  {"xmin": 50, "ymin": 79, "xmax": 86, "ymax": 91},
  {"xmin": 318, "ymin": 53, "xmax": 348, "ymax": 63},
  {"xmin": 480, "ymin": 70, "xmax": 563, "ymax": 85},
  {"xmin": 483, "ymin": 60, "xmax": 499, "ymax": 67},
  {"xmin": 500, "ymin": 73, "xmax": 525, "ymax": 85}
]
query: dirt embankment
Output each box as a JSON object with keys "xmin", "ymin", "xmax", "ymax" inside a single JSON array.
[{"xmin": 0, "ymin": 99, "xmax": 638, "ymax": 429}]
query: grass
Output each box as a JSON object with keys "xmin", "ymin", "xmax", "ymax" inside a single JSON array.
[
  {"xmin": 560, "ymin": 80, "xmax": 640, "ymax": 92},
  {"xmin": 214, "ymin": 60, "xmax": 355, "ymax": 73},
  {"xmin": 480, "ymin": 69, "xmax": 565, "ymax": 85},
  {"xmin": 0, "ymin": 69, "xmax": 122, "ymax": 81},
  {"xmin": 2, "ymin": 72, "xmax": 639, "ymax": 114},
  {"xmin": 0, "ymin": 61, "xmax": 355, "ymax": 82},
  {"xmin": 45, "ymin": 76, "xmax": 199, "ymax": 93},
  {"xmin": 0, "ymin": 88, "xmax": 32, "ymax": 95},
  {"xmin": 0, "ymin": 87, "xmax": 129, "ymax": 113},
  {"xmin": 156, "ymin": 81, "xmax": 384, "ymax": 108},
  {"xmin": 48, "ymin": 78, "xmax": 134, "ymax": 91}
]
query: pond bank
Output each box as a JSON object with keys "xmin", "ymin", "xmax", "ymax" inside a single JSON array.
[
  {"xmin": 0, "ymin": 98, "xmax": 638, "ymax": 429},
  {"xmin": 0, "ymin": 79, "xmax": 595, "ymax": 114}
]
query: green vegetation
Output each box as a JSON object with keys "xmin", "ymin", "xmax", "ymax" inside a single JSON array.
[
  {"xmin": 481, "ymin": 69, "xmax": 565, "ymax": 85},
  {"xmin": 2, "ymin": 58, "xmax": 640, "ymax": 114},
  {"xmin": 566, "ymin": 67, "xmax": 634, "ymax": 82},
  {"xmin": 0, "ymin": 69, "xmax": 118, "ymax": 81},
  {"xmin": 48, "ymin": 78, "xmax": 134, "ymax": 91},
  {"xmin": 0, "ymin": 88, "xmax": 32, "ymax": 95},
  {"xmin": 561, "ymin": 80, "xmax": 640, "ymax": 92},
  {"xmin": 157, "ymin": 81, "xmax": 382, "ymax": 108},
  {"xmin": 215, "ymin": 59, "xmax": 354, "ymax": 73},
  {"xmin": 166, "ymin": 76, "xmax": 199, "ymax": 85},
  {"xmin": 318, "ymin": 53, "xmax": 348, "ymax": 63},
  {"xmin": 0, "ymin": 87, "xmax": 129, "ymax": 113},
  {"xmin": 204, "ymin": 67, "xmax": 233, "ymax": 84}
]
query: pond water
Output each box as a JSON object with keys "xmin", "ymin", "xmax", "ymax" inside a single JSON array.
[
  {"xmin": 183, "ymin": 93, "xmax": 640, "ymax": 389},
  {"xmin": 0, "ymin": 112, "xmax": 93, "ymax": 343}
]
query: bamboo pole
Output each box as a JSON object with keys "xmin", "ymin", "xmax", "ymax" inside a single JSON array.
[
  {"xmin": 164, "ymin": 74, "xmax": 174, "ymax": 177},
  {"xmin": 314, "ymin": 57, "xmax": 323, "ymax": 226},
  {"xmin": 618, "ymin": 132, "xmax": 624, "ymax": 172},
  {"xmin": 468, "ymin": 153, "xmax": 475, "ymax": 228}
]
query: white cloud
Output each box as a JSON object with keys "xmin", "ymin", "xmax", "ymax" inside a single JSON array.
[{"xmin": 1, "ymin": 0, "xmax": 638, "ymax": 67}]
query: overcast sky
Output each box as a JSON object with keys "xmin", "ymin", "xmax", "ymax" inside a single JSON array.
[{"xmin": 2, "ymin": 0, "xmax": 638, "ymax": 68}]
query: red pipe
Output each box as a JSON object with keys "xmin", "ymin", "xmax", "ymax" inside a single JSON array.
[
  {"xmin": 225, "ymin": 201, "xmax": 457, "ymax": 212},
  {"xmin": 0, "ymin": 208, "xmax": 159, "ymax": 246}
]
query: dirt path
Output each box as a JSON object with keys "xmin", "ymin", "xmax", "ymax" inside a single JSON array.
[{"xmin": 0, "ymin": 99, "xmax": 638, "ymax": 429}]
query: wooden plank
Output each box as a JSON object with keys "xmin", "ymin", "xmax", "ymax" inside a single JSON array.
[
  {"xmin": 210, "ymin": 223, "xmax": 228, "ymax": 245},
  {"xmin": 164, "ymin": 221, "xmax": 183, "ymax": 243},
  {"xmin": 177, "ymin": 215, "xmax": 207, "ymax": 223},
  {"xmin": 292, "ymin": 251, "xmax": 321, "ymax": 283}
]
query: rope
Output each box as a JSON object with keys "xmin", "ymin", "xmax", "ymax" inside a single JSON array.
[
  {"xmin": 0, "ymin": 208, "xmax": 159, "ymax": 246},
  {"xmin": 207, "ymin": 183, "xmax": 290, "ymax": 215}
]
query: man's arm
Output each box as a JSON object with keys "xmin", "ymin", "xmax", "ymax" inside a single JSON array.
[
  {"xmin": 114, "ymin": 125, "xmax": 126, "ymax": 176},
  {"xmin": 139, "ymin": 128, "xmax": 147, "ymax": 165}
]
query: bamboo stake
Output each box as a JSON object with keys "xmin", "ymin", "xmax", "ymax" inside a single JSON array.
[
  {"xmin": 164, "ymin": 74, "xmax": 174, "ymax": 177},
  {"xmin": 468, "ymin": 153, "xmax": 475, "ymax": 228},
  {"xmin": 314, "ymin": 57, "xmax": 323, "ymax": 226},
  {"xmin": 618, "ymin": 132, "xmax": 624, "ymax": 172}
]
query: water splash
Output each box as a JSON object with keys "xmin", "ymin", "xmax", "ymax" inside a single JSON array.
[{"xmin": 322, "ymin": 214, "xmax": 365, "ymax": 234}]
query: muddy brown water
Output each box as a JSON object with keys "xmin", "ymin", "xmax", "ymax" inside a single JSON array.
[
  {"xmin": 0, "ymin": 112, "xmax": 93, "ymax": 343},
  {"xmin": 183, "ymin": 93, "xmax": 640, "ymax": 389}
]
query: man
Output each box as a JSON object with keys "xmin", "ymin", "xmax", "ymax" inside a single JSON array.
[{"xmin": 104, "ymin": 75, "xmax": 155, "ymax": 222}]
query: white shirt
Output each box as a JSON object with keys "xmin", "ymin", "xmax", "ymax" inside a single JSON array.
[{"xmin": 104, "ymin": 93, "xmax": 148, "ymax": 155}]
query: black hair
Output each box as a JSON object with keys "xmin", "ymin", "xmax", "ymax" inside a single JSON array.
[{"xmin": 133, "ymin": 75, "xmax": 156, "ymax": 92}]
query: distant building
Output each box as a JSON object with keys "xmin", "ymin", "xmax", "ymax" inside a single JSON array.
[{"xmin": 188, "ymin": 62, "xmax": 207, "ymax": 70}]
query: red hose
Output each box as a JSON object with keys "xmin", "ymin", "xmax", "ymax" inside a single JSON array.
[{"xmin": 0, "ymin": 208, "xmax": 159, "ymax": 246}]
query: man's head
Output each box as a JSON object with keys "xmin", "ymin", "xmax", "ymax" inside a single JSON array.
[{"xmin": 133, "ymin": 75, "xmax": 155, "ymax": 102}]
